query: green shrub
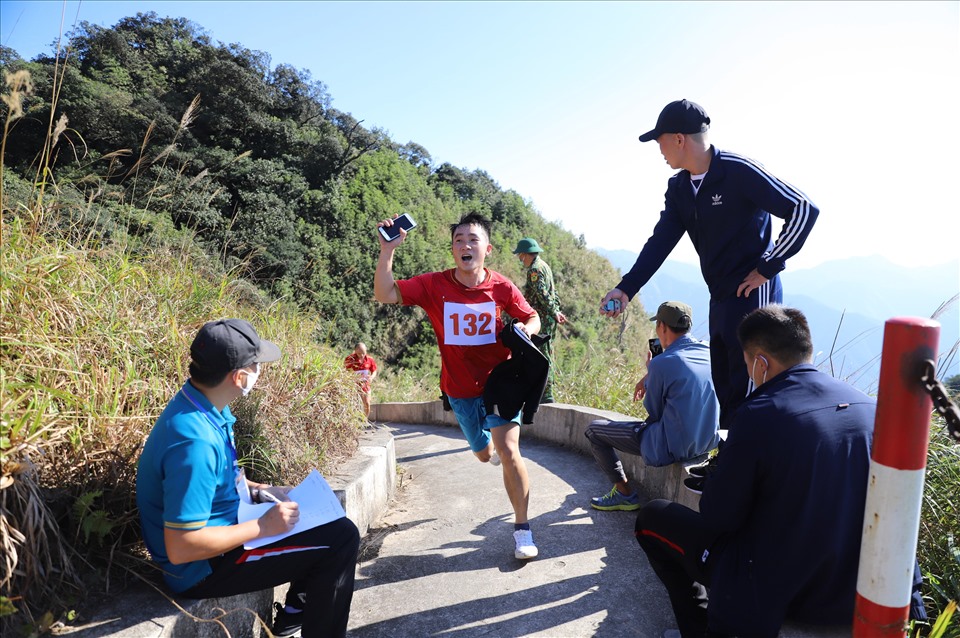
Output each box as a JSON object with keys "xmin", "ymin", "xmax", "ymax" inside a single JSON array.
[{"xmin": 920, "ymin": 418, "xmax": 960, "ymax": 630}]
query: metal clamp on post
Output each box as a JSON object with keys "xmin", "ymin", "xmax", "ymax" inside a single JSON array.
[{"xmin": 920, "ymin": 359, "xmax": 960, "ymax": 442}]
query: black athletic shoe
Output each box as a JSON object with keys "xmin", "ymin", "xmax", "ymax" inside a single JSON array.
[
  {"xmin": 687, "ymin": 454, "xmax": 719, "ymax": 478},
  {"xmin": 683, "ymin": 476, "xmax": 705, "ymax": 495},
  {"xmin": 271, "ymin": 603, "xmax": 303, "ymax": 638}
]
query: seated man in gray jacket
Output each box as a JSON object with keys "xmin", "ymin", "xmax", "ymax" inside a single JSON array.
[{"xmin": 586, "ymin": 301, "xmax": 720, "ymax": 511}]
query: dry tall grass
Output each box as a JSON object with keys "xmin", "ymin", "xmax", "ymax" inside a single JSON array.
[
  {"xmin": 0, "ymin": 200, "xmax": 366, "ymax": 631},
  {"xmin": 0, "ymin": 65, "xmax": 366, "ymax": 629}
]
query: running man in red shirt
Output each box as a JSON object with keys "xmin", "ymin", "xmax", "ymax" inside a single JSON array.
[
  {"xmin": 373, "ymin": 212, "xmax": 543, "ymax": 560},
  {"xmin": 344, "ymin": 343, "xmax": 377, "ymax": 418}
]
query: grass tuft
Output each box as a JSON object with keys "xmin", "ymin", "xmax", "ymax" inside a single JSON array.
[{"xmin": 0, "ymin": 204, "xmax": 364, "ymax": 630}]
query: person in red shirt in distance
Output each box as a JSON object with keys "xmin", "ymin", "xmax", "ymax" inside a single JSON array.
[{"xmin": 344, "ymin": 343, "xmax": 377, "ymax": 418}]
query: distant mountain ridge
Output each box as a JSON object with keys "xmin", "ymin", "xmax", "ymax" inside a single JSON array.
[{"xmin": 594, "ymin": 249, "xmax": 959, "ymax": 392}]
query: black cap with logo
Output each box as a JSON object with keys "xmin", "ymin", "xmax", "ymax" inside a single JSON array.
[
  {"xmin": 639, "ymin": 99, "xmax": 711, "ymax": 143},
  {"xmin": 190, "ymin": 319, "xmax": 281, "ymax": 375}
]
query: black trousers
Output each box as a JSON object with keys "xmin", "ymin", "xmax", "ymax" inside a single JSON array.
[
  {"xmin": 184, "ymin": 517, "xmax": 360, "ymax": 638},
  {"xmin": 636, "ymin": 500, "xmax": 928, "ymax": 637},
  {"xmin": 634, "ymin": 499, "xmax": 729, "ymax": 638},
  {"xmin": 708, "ymin": 276, "xmax": 781, "ymax": 430}
]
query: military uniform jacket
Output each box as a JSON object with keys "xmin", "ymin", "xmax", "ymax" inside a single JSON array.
[{"xmin": 524, "ymin": 256, "xmax": 561, "ymax": 321}]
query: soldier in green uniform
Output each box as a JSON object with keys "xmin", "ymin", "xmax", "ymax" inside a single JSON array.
[{"xmin": 513, "ymin": 238, "xmax": 567, "ymax": 403}]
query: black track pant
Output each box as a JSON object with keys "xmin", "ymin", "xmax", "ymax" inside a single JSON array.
[
  {"xmin": 636, "ymin": 500, "xmax": 928, "ymax": 637},
  {"xmin": 708, "ymin": 276, "xmax": 781, "ymax": 430},
  {"xmin": 184, "ymin": 517, "xmax": 360, "ymax": 638},
  {"xmin": 634, "ymin": 499, "xmax": 727, "ymax": 638}
]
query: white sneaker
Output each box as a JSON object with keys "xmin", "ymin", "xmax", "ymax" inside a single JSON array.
[
  {"xmin": 513, "ymin": 529, "xmax": 538, "ymax": 560},
  {"xmin": 489, "ymin": 451, "xmax": 501, "ymax": 466}
]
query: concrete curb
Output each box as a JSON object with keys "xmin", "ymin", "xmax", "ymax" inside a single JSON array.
[
  {"xmin": 62, "ymin": 405, "xmax": 850, "ymax": 638},
  {"xmin": 370, "ymin": 400, "xmax": 703, "ymax": 511},
  {"xmin": 368, "ymin": 402, "xmax": 851, "ymax": 638},
  {"xmin": 62, "ymin": 429, "xmax": 396, "ymax": 638}
]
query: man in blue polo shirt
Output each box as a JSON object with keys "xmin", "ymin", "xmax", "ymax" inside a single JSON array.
[
  {"xmin": 585, "ymin": 301, "xmax": 719, "ymax": 511},
  {"xmin": 136, "ymin": 319, "xmax": 359, "ymax": 638},
  {"xmin": 600, "ymin": 99, "xmax": 819, "ymax": 430}
]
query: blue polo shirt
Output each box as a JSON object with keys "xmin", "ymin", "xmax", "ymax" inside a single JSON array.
[
  {"xmin": 639, "ymin": 334, "xmax": 720, "ymax": 466},
  {"xmin": 136, "ymin": 381, "xmax": 241, "ymax": 592}
]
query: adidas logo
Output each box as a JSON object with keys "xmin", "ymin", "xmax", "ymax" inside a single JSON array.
[{"xmin": 711, "ymin": 194, "xmax": 722, "ymax": 206}]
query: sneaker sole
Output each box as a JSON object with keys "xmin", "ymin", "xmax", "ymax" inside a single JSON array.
[
  {"xmin": 590, "ymin": 502, "xmax": 641, "ymax": 511},
  {"xmin": 685, "ymin": 463, "xmax": 712, "ymax": 477},
  {"xmin": 515, "ymin": 548, "xmax": 538, "ymax": 560}
]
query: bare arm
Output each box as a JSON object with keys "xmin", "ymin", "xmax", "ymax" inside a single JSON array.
[
  {"xmin": 521, "ymin": 313, "xmax": 542, "ymax": 337},
  {"xmin": 374, "ymin": 218, "xmax": 406, "ymax": 304},
  {"xmin": 634, "ymin": 351, "xmax": 653, "ymax": 401},
  {"xmin": 164, "ymin": 501, "xmax": 299, "ymax": 564}
]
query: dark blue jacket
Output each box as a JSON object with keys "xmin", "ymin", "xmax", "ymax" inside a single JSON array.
[
  {"xmin": 699, "ymin": 364, "xmax": 873, "ymax": 633},
  {"xmin": 618, "ymin": 147, "xmax": 819, "ymax": 301}
]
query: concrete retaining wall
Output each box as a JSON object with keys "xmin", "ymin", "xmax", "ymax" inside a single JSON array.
[
  {"xmin": 63, "ymin": 403, "xmax": 850, "ymax": 638},
  {"xmin": 369, "ymin": 401, "xmax": 851, "ymax": 638},
  {"xmin": 370, "ymin": 400, "xmax": 703, "ymax": 510}
]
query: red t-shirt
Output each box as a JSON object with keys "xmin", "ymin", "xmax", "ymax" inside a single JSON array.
[
  {"xmin": 344, "ymin": 354, "xmax": 377, "ymax": 391},
  {"xmin": 396, "ymin": 269, "xmax": 536, "ymax": 399}
]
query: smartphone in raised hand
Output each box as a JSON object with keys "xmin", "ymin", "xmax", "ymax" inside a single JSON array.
[{"xmin": 378, "ymin": 213, "xmax": 417, "ymax": 242}]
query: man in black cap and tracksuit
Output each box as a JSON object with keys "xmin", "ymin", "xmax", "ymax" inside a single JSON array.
[{"xmin": 600, "ymin": 99, "xmax": 820, "ymax": 430}]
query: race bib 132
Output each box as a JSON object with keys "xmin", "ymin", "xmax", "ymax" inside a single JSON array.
[{"xmin": 443, "ymin": 301, "xmax": 497, "ymax": 346}]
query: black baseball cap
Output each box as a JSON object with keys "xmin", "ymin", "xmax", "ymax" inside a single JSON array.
[
  {"xmin": 650, "ymin": 301, "xmax": 693, "ymax": 330},
  {"xmin": 190, "ymin": 318, "xmax": 281, "ymax": 374},
  {"xmin": 638, "ymin": 99, "xmax": 711, "ymax": 142}
]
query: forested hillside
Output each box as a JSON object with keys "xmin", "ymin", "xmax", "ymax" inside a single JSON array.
[
  {"xmin": 1, "ymin": 12, "xmax": 644, "ymax": 377},
  {"xmin": 3, "ymin": 12, "xmax": 958, "ymax": 634},
  {"xmin": 0, "ymin": 15, "xmax": 652, "ymax": 627}
]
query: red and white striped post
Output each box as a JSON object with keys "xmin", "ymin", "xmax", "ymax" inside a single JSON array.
[{"xmin": 853, "ymin": 317, "xmax": 940, "ymax": 636}]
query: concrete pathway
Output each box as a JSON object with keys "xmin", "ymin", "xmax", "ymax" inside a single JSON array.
[{"xmin": 348, "ymin": 421, "xmax": 675, "ymax": 637}]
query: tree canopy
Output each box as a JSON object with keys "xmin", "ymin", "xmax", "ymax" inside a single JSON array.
[{"xmin": 2, "ymin": 11, "xmax": 644, "ymax": 373}]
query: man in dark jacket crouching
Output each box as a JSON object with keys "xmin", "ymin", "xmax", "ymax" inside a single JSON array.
[{"xmin": 635, "ymin": 305, "xmax": 926, "ymax": 638}]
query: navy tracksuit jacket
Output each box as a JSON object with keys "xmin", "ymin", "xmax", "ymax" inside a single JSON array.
[
  {"xmin": 701, "ymin": 365, "xmax": 876, "ymax": 632},
  {"xmin": 617, "ymin": 147, "xmax": 819, "ymax": 426}
]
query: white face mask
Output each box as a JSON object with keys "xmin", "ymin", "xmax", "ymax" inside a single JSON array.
[
  {"xmin": 240, "ymin": 364, "xmax": 260, "ymax": 396},
  {"xmin": 751, "ymin": 355, "xmax": 768, "ymax": 387}
]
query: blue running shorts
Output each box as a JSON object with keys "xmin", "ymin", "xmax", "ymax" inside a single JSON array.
[{"xmin": 447, "ymin": 396, "xmax": 522, "ymax": 452}]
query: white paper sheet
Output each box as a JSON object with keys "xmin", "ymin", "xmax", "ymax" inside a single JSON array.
[{"xmin": 238, "ymin": 469, "xmax": 347, "ymax": 549}]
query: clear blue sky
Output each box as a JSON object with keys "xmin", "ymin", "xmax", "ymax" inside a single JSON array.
[{"xmin": 2, "ymin": 1, "xmax": 959, "ymax": 272}]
